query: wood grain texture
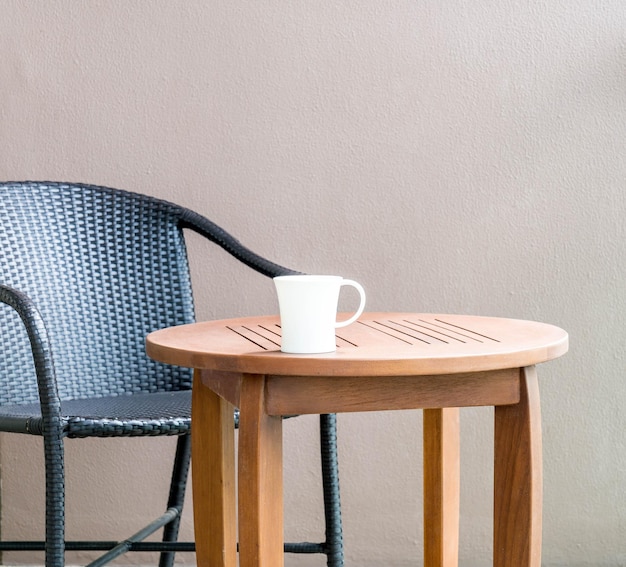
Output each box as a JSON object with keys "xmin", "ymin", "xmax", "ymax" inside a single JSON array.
[
  {"xmin": 191, "ymin": 370, "xmax": 237, "ymax": 567},
  {"xmin": 238, "ymin": 374, "xmax": 284, "ymax": 567},
  {"xmin": 146, "ymin": 313, "xmax": 568, "ymax": 377},
  {"xmin": 494, "ymin": 366, "xmax": 543, "ymax": 567},
  {"xmin": 199, "ymin": 368, "xmax": 241, "ymax": 407},
  {"xmin": 423, "ymin": 408, "xmax": 460, "ymax": 567},
  {"xmin": 265, "ymin": 369, "xmax": 519, "ymax": 415}
]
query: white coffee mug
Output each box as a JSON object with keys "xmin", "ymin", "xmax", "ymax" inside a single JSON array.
[{"xmin": 274, "ymin": 275, "xmax": 366, "ymax": 354}]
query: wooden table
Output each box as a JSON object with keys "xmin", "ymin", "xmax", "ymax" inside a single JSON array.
[{"xmin": 146, "ymin": 312, "xmax": 568, "ymax": 567}]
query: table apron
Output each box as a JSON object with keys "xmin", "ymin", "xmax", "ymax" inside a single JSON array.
[{"xmin": 264, "ymin": 367, "xmax": 523, "ymax": 415}]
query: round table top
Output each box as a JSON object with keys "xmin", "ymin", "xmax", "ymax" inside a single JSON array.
[{"xmin": 146, "ymin": 312, "xmax": 568, "ymax": 377}]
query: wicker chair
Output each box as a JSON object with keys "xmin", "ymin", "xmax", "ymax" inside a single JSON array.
[{"xmin": 0, "ymin": 181, "xmax": 343, "ymax": 567}]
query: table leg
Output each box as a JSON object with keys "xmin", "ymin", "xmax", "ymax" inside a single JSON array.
[
  {"xmin": 191, "ymin": 370, "xmax": 237, "ymax": 567},
  {"xmin": 423, "ymin": 407, "xmax": 460, "ymax": 567},
  {"xmin": 238, "ymin": 374, "xmax": 284, "ymax": 567},
  {"xmin": 494, "ymin": 366, "xmax": 542, "ymax": 567}
]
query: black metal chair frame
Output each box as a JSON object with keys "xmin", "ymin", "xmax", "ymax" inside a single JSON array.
[{"xmin": 0, "ymin": 181, "xmax": 343, "ymax": 567}]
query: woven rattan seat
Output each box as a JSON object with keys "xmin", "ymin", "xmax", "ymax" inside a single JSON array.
[
  {"xmin": 0, "ymin": 391, "xmax": 192, "ymax": 437},
  {"xmin": 0, "ymin": 181, "xmax": 343, "ymax": 567}
]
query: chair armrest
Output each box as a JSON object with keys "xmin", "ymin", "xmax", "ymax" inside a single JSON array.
[
  {"xmin": 179, "ymin": 209, "xmax": 303, "ymax": 278},
  {"xmin": 0, "ymin": 285, "xmax": 62, "ymax": 418}
]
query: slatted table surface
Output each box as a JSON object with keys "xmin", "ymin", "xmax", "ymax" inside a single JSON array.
[{"xmin": 147, "ymin": 312, "xmax": 567, "ymax": 376}]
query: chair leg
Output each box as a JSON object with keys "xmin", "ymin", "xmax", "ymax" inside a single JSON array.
[
  {"xmin": 319, "ymin": 413, "xmax": 344, "ymax": 567},
  {"xmin": 43, "ymin": 431, "xmax": 66, "ymax": 567},
  {"xmin": 159, "ymin": 433, "xmax": 192, "ymax": 567}
]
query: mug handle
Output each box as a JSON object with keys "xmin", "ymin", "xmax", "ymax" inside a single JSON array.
[{"xmin": 335, "ymin": 279, "xmax": 366, "ymax": 328}]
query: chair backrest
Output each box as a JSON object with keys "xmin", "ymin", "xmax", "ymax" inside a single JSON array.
[{"xmin": 0, "ymin": 182, "xmax": 202, "ymax": 404}]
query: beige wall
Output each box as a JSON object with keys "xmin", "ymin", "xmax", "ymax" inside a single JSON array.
[{"xmin": 1, "ymin": 1, "xmax": 625, "ymax": 565}]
